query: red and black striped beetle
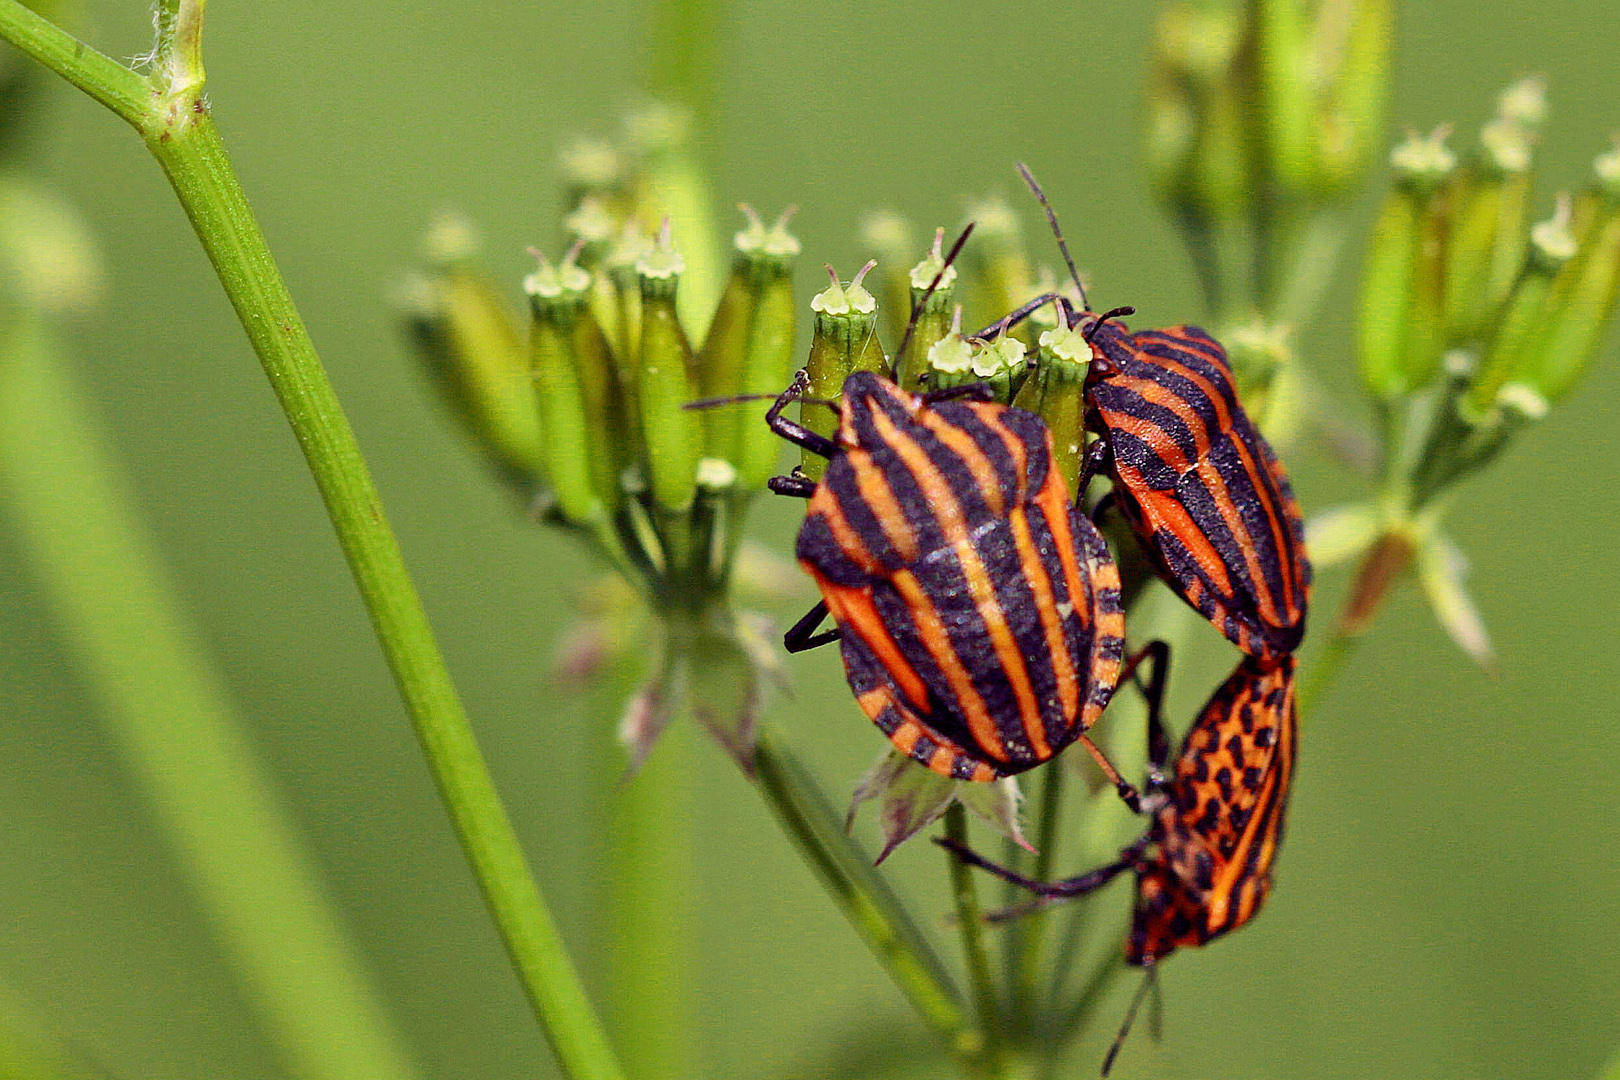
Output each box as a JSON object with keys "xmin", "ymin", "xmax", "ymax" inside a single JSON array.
[
  {"xmin": 991, "ymin": 166, "xmax": 1310, "ymax": 660},
  {"xmin": 940, "ymin": 651, "xmax": 1299, "ymax": 1074},
  {"xmin": 765, "ymin": 367, "xmax": 1137, "ymax": 792}
]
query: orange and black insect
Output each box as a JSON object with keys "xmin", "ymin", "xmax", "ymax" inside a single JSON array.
[
  {"xmin": 939, "ymin": 652, "xmax": 1299, "ymax": 1073},
  {"xmin": 766, "ymin": 367, "xmax": 1132, "ymax": 786},
  {"xmin": 762, "ymin": 226, "xmax": 1140, "ymax": 790},
  {"xmin": 992, "ymin": 165, "xmax": 1311, "ymax": 660}
]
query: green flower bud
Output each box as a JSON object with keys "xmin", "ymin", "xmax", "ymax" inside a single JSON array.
[
  {"xmin": 1495, "ymin": 76, "xmax": 1548, "ymax": 130},
  {"xmin": 893, "ymin": 228, "xmax": 960, "ymax": 392},
  {"xmin": 1463, "ymin": 195, "xmax": 1578, "ymax": 422},
  {"xmin": 558, "ymin": 137, "xmax": 624, "ymax": 213},
  {"xmin": 1356, "ymin": 128, "xmax": 1457, "ymax": 401},
  {"xmin": 634, "ymin": 222, "xmax": 703, "ymax": 512},
  {"xmin": 403, "ymin": 215, "xmax": 542, "ymax": 488},
  {"xmin": 1013, "ymin": 319, "xmax": 1090, "ymax": 496},
  {"xmin": 803, "ymin": 261, "xmax": 885, "ymax": 480},
  {"xmin": 1254, "ymin": 0, "xmax": 1316, "ymax": 198},
  {"xmin": 525, "ymin": 249, "xmax": 617, "ymax": 523},
  {"xmin": 696, "ymin": 205, "xmax": 801, "ymax": 492},
  {"xmin": 962, "ymin": 195, "xmax": 1034, "ymax": 337},
  {"xmin": 1309, "ymin": 0, "xmax": 1394, "ymax": 198},
  {"xmin": 926, "ymin": 310, "xmax": 1027, "ymax": 404},
  {"xmin": 859, "ymin": 210, "xmax": 918, "ymax": 343},
  {"xmin": 1222, "ymin": 319, "xmax": 1296, "ymax": 438},
  {"xmin": 0, "ymin": 172, "xmax": 102, "ymax": 315},
  {"xmin": 1442, "ymin": 118, "xmax": 1537, "ymax": 344},
  {"xmin": 622, "ymin": 103, "xmax": 722, "ymax": 340},
  {"xmin": 1512, "ymin": 172, "xmax": 1620, "ymax": 404},
  {"xmin": 1146, "ymin": 3, "xmax": 1253, "ymax": 224}
]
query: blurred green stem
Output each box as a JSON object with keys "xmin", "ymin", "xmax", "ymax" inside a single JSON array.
[
  {"xmin": 646, "ymin": 0, "xmax": 720, "ymax": 128},
  {"xmin": 0, "ymin": 7, "xmax": 625, "ymax": 1079},
  {"xmin": 750, "ymin": 727, "xmax": 973, "ymax": 1055},
  {"xmin": 587, "ymin": 643, "xmax": 698, "ymax": 1080},
  {"xmin": 0, "ymin": 979, "xmax": 104, "ymax": 1080},
  {"xmin": 0, "ymin": 310, "xmax": 420, "ymax": 1080},
  {"xmin": 1005, "ymin": 763, "xmax": 1065, "ymax": 1041},
  {"xmin": 945, "ymin": 804, "xmax": 1003, "ymax": 1077}
]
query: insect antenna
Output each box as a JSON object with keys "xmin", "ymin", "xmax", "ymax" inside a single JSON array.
[
  {"xmin": 891, "ymin": 222, "xmax": 975, "ymax": 382},
  {"xmin": 1016, "ymin": 162, "xmax": 1090, "ymax": 312},
  {"xmin": 685, "ymin": 392, "xmax": 839, "ymax": 413},
  {"xmin": 1101, "ymin": 964, "xmax": 1158, "ymax": 1077}
]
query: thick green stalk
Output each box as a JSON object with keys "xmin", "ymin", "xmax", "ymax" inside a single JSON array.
[
  {"xmin": 0, "ymin": 311, "xmax": 420, "ymax": 1080},
  {"xmin": 0, "ymin": 7, "xmax": 626, "ymax": 1078},
  {"xmin": 751, "ymin": 727, "xmax": 972, "ymax": 1056}
]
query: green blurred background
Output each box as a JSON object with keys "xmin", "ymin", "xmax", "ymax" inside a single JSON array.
[{"xmin": 1, "ymin": 1, "xmax": 1617, "ymax": 1077}]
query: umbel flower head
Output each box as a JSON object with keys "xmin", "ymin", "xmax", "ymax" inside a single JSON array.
[{"xmin": 1314, "ymin": 79, "xmax": 1620, "ymax": 663}]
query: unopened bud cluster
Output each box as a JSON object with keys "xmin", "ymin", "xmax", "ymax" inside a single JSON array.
[
  {"xmin": 1146, "ymin": 0, "xmax": 1392, "ymax": 226},
  {"xmin": 1354, "ymin": 80, "xmax": 1620, "ymax": 506}
]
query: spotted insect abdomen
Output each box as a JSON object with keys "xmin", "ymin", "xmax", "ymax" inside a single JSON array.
[
  {"xmin": 1130, "ymin": 655, "xmax": 1298, "ymax": 965},
  {"xmin": 1088, "ymin": 323, "xmax": 1310, "ymax": 660},
  {"xmin": 797, "ymin": 371, "xmax": 1124, "ymax": 780}
]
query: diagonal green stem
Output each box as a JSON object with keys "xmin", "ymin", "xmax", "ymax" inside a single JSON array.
[
  {"xmin": 751, "ymin": 727, "xmax": 972, "ymax": 1056},
  {"xmin": 0, "ymin": 7, "xmax": 625, "ymax": 1079}
]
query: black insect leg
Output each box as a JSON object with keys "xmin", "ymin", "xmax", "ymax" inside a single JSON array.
[
  {"xmin": 766, "ymin": 369, "xmax": 837, "ymax": 458},
  {"xmin": 1101, "ymin": 964, "xmax": 1158, "ymax": 1078},
  {"xmin": 1118, "ymin": 640, "xmax": 1172, "ymax": 784},
  {"xmin": 935, "ymin": 834, "xmax": 1149, "ymax": 919},
  {"xmin": 1075, "ymin": 734, "xmax": 1148, "ymax": 814},
  {"xmin": 783, "ymin": 600, "xmax": 842, "ymax": 653},
  {"xmin": 768, "ymin": 472, "xmax": 816, "ymax": 498},
  {"xmin": 1076, "ymin": 436, "xmax": 1110, "ymax": 507},
  {"xmin": 968, "ymin": 291, "xmax": 1065, "ymax": 340},
  {"xmin": 921, "ymin": 381, "xmax": 998, "ymax": 405}
]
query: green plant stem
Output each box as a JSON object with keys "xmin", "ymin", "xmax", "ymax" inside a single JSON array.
[
  {"xmin": 0, "ymin": 8, "xmax": 626, "ymax": 1078},
  {"xmin": 145, "ymin": 110, "xmax": 625, "ymax": 1080},
  {"xmin": 945, "ymin": 804, "xmax": 1003, "ymax": 1077},
  {"xmin": 586, "ymin": 643, "xmax": 698, "ymax": 1080},
  {"xmin": 1271, "ymin": 210, "xmax": 1351, "ymax": 327},
  {"xmin": 0, "ymin": 310, "xmax": 422, "ymax": 1080},
  {"xmin": 1004, "ymin": 763, "xmax": 1065, "ymax": 1040},
  {"xmin": 750, "ymin": 726, "xmax": 972, "ymax": 1056},
  {"xmin": 0, "ymin": 978, "xmax": 104, "ymax": 1080},
  {"xmin": 1040, "ymin": 953, "xmax": 1124, "ymax": 1080}
]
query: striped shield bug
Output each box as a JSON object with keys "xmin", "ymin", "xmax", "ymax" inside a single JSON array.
[
  {"xmin": 992, "ymin": 165, "xmax": 1311, "ymax": 660},
  {"xmin": 766, "ymin": 367, "xmax": 1133, "ymax": 787},
  {"xmin": 762, "ymin": 227, "xmax": 1143, "ymax": 794},
  {"xmin": 939, "ymin": 652, "xmax": 1300, "ymax": 1074}
]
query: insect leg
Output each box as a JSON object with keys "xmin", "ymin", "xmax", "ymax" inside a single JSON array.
[
  {"xmin": 783, "ymin": 600, "xmax": 842, "ymax": 653},
  {"xmin": 767, "ymin": 369, "xmax": 838, "ymax": 458},
  {"xmin": 1075, "ymin": 733, "xmax": 1147, "ymax": 814},
  {"xmin": 936, "ymin": 834, "xmax": 1147, "ymax": 909},
  {"xmin": 1101, "ymin": 964, "xmax": 1158, "ymax": 1078},
  {"xmin": 1119, "ymin": 640, "xmax": 1173, "ymax": 782},
  {"xmin": 921, "ymin": 381, "xmax": 998, "ymax": 405},
  {"xmin": 768, "ymin": 473, "xmax": 816, "ymax": 498},
  {"xmin": 1076, "ymin": 436, "xmax": 1110, "ymax": 506},
  {"xmin": 968, "ymin": 291, "xmax": 1065, "ymax": 340}
]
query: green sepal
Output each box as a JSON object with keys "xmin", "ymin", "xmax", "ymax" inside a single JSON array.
[
  {"xmin": 1441, "ymin": 122, "xmax": 1536, "ymax": 344},
  {"xmin": 802, "ymin": 262, "xmax": 885, "ymax": 480},
  {"xmin": 1014, "ymin": 321, "xmax": 1090, "ymax": 497},
  {"xmin": 1253, "ymin": 0, "xmax": 1316, "ymax": 199},
  {"xmin": 1463, "ymin": 196, "xmax": 1578, "ymax": 421},
  {"xmin": 635, "ymin": 230, "xmax": 702, "ymax": 512},
  {"xmin": 404, "ymin": 217, "xmax": 543, "ymax": 488},
  {"xmin": 1513, "ymin": 193, "xmax": 1620, "ymax": 404},
  {"xmin": 696, "ymin": 206, "xmax": 801, "ymax": 492},
  {"xmin": 526, "ymin": 255, "xmax": 610, "ymax": 525},
  {"xmin": 1356, "ymin": 130, "xmax": 1456, "ymax": 400},
  {"xmin": 893, "ymin": 229, "xmax": 960, "ymax": 393}
]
